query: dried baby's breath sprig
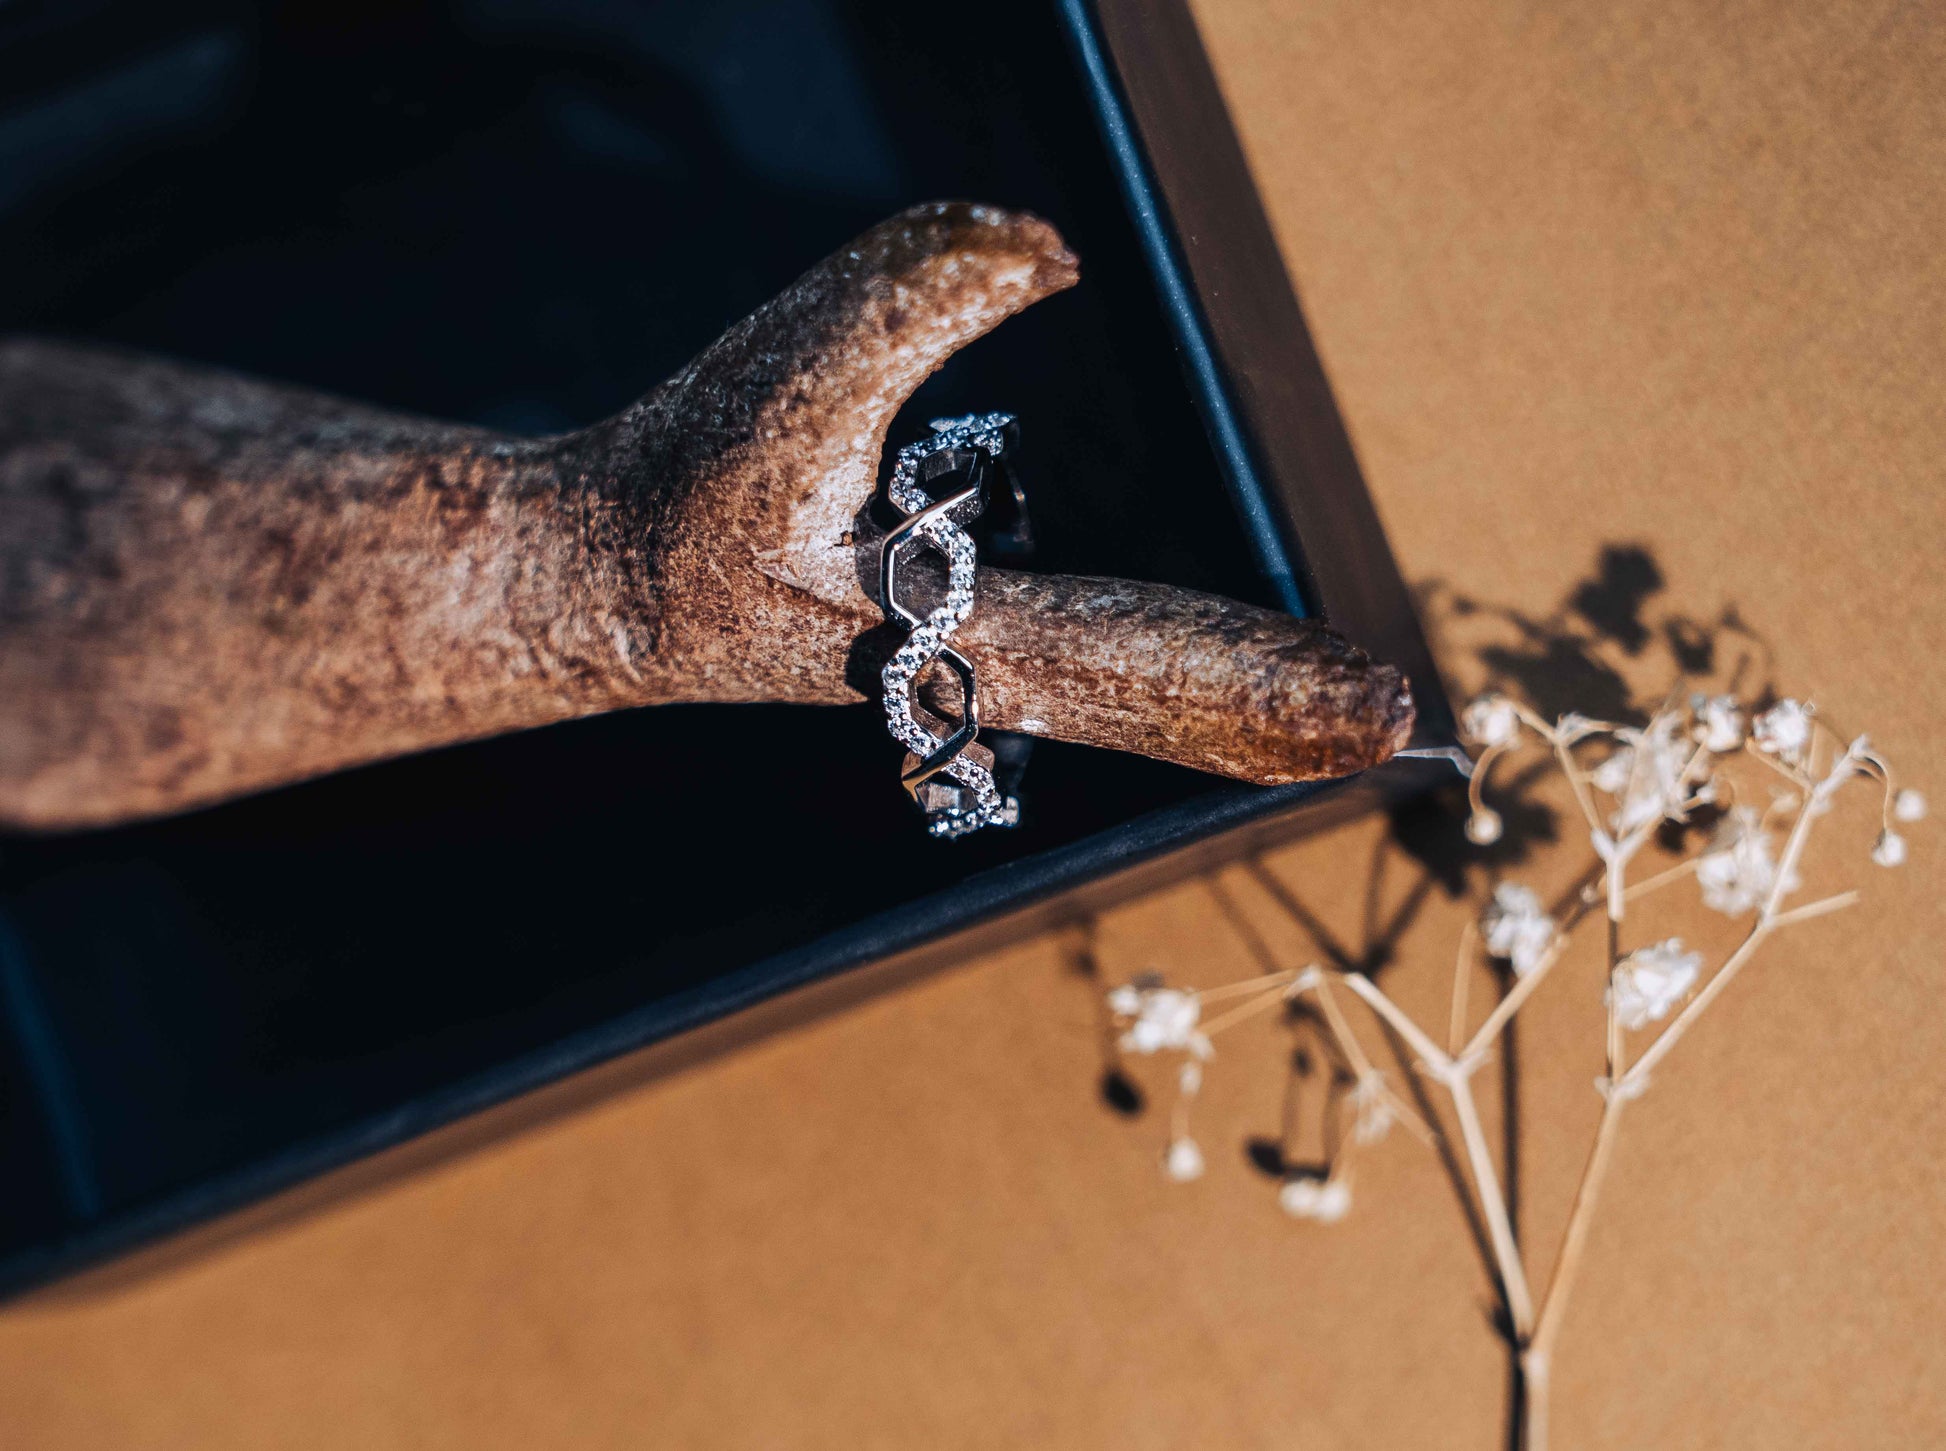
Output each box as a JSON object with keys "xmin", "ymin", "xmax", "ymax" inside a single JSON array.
[
  {"xmin": 1101, "ymin": 686, "xmax": 1922, "ymax": 1451},
  {"xmin": 1383, "ymin": 691, "xmax": 1913, "ymax": 1449}
]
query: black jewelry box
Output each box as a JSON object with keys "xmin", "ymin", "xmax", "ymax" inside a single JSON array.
[{"xmin": 0, "ymin": 0, "xmax": 1455, "ymax": 1294}]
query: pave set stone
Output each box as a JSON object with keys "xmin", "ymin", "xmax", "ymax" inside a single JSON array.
[{"xmin": 879, "ymin": 414, "xmax": 1020, "ymax": 839}]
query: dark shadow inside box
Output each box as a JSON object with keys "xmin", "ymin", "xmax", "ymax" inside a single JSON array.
[{"xmin": 0, "ymin": 0, "xmax": 1322, "ymax": 1284}]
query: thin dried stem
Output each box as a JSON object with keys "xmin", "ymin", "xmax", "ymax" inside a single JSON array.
[
  {"xmin": 1622, "ymin": 856, "xmax": 1699, "ymax": 901},
  {"xmin": 1532, "ymin": 1093, "xmax": 1628, "ymax": 1360},
  {"xmin": 1342, "ymin": 973, "xmax": 1453, "ymax": 1073},
  {"xmin": 1199, "ymin": 985, "xmax": 1294, "ymax": 1038},
  {"xmin": 1309, "ymin": 975, "xmax": 1384, "ymax": 1081},
  {"xmin": 1463, "ymin": 861, "xmax": 1608, "ymax": 1061},
  {"xmin": 1309, "ymin": 975, "xmax": 1437, "ymax": 1147},
  {"xmin": 1171, "ymin": 1078, "xmax": 1196, "ymax": 1142},
  {"xmin": 1468, "ymin": 741, "xmax": 1511, "ymax": 822},
  {"xmin": 1341, "ymin": 963, "xmax": 1538, "ymax": 1347},
  {"xmin": 1514, "ymin": 922, "xmax": 1634, "ymax": 1449},
  {"xmin": 1601, "ymin": 820, "xmax": 1657, "ymax": 924},
  {"xmin": 1764, "ymin": 750, "xmax": 1853, "ymax": 920},
  {"xmin": 1615, "ymin": 745, "xmax": 1853, "ymax": 1087},
  {"xmin": 1448, "ymin": 918, "xmax": 1478, "ymax": 1056},
  {"xmin": 1464, "ymin": 937, "xmax": 1566, "ymax": 1061},
  {"xmin": 1621, "ymin": 925, "xmax": 1766, "ymax": 1089},
  {"xmin": 1448, "ymin": 1069, "xmax": 1535, "ymax": 1339},
  {"xmin": 1744, "ymin": 739, "xmax": 1812, "ymax": 792},
  {"xmin": 1196, "ymin": 969, "xmax": 1302, "ymax": 1005},
  {"xmin": 1520, "ymin": 1347, "xmax": 1552, "ymax": 1451},
  {"xmin": 1552, "ymin": 733, "xmax": 1604, "ymax": 838},
  {"xmin": 1766, "ymin": 891, "xmax": 1860, "ymax": 929},
  {"xmin": 1605, "ymin": 921, "xmax": 1623, "ymax": 1083}
]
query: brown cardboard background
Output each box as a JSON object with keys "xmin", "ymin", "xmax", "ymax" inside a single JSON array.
[{"xmin": 2, "ymin": 1, "xmax": 1943, "ymax": 1445}]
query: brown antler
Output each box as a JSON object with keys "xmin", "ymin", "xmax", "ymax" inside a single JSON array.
[{"xmin": 0, "ymin": 202, "xmax": 1412, "ymax": 830}]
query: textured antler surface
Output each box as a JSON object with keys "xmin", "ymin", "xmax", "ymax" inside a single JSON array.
[{"xmin": 0, "ymin": 203, "xmax": 1412, "ymax": 829}]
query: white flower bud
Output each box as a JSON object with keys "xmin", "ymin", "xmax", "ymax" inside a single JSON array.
[
  {"xmin": 1465, "ymin": 808, "xmax": 1503, "ymax": 845},
  {"xmin": 1279, "ymin": 1176, "xmax": 1352, "ymax": 1222},
  {"xmin": 1692, "ymin": 695, "xmax": 1746, "ymax": 753},
  {"xmin": 1555, "ymin": 712, "xmax": 1594, "ymax": 741},
  {"xmin": 1114, "ymin": 986, "xmax": 1202, "ymax": 1055},
  {"xmin": 1164, "ymin": 1137, "xmax": 1205, "ymax": 1182},
  {"xmin": 1312, "ymin": 1179, "xmax": 1352, "ymax": 1222},
  {"xmin": 1481, "ymin": 882, "xmax": 1556, "ymax": 977},
  {"xmin": 1872, "ymin": 830, "xmax": 1908, "ymax": 868},
  {"xmin": 1350, "ymin": 1076, "xmax": 1396, "ymax": 1145},
  {"xmin": 1608, "ymin": 939, "xmax": 1702, "ymax": 1031},
  {"xmin": 1894, "ymin": 789, "xmax": 1927, "ymax": 823},
  {"xmin": 1696, "ymin": 807, "xmax": 1793, "ymax": 917},
  {"xmin": 1594, "ymin": 715, "xmax": 1696, "ymax": 832},
  {"xmin": 1753, "ymin": 699, "xmax": 1814, "ymax": 763},
  {"xmin": 1590, "ymin": 747, "xmax": 1635, "ymax": 795},
  {"xmin": 1462, "ymin": 695, "xmax": 1521, "ymax": 748}
]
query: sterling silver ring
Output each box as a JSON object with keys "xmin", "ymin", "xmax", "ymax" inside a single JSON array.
[{"xmin": 878, "ymin": 414, "xmax": 1025, "ymax": 839}]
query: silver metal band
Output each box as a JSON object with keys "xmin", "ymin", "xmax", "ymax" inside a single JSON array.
[{"xmin": 878, "ymin": 414, "xmax": 1023, "ymax": 839}]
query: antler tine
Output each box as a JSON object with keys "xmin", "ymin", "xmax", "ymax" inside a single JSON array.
[{"xmin": 0, "ymin": 203, "xmax": 1410, "ymax": 829}]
